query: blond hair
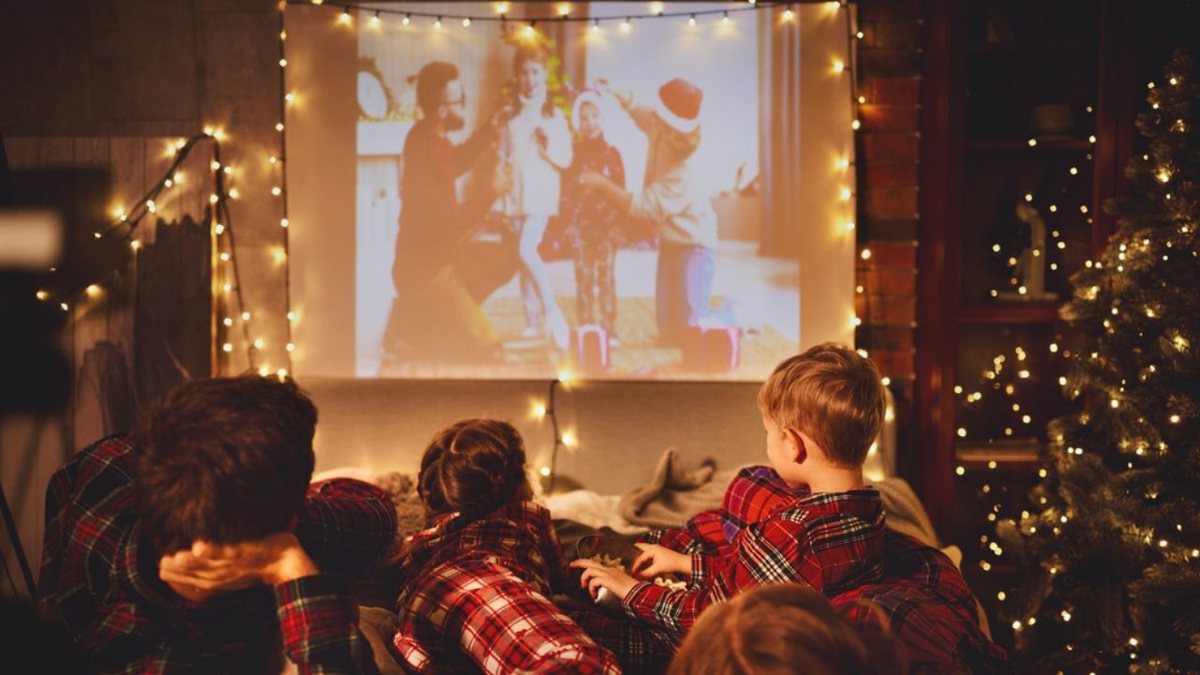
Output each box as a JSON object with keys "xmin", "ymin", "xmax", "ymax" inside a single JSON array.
[
  {"xmin": 668, "ymin": 583, "xmax": 904, "ymax": 675},
  {"xmin": 757, "ymin": 343, "xmax": 885, "ymax": 468}
]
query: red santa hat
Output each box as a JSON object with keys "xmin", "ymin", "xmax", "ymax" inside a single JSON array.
[{"xmin": 655, "ymin": 77, "xmax": 703, "ymax": 134}]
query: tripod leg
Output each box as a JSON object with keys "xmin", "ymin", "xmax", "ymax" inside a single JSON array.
[{"xmin": 0, "ymin": 485, "xmax": 36, "ymax": 598}]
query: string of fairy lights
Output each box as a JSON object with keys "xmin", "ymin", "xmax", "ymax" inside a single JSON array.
[
  {"xmin": 33, "ymin": 132, "xmax": 262, "ymax": 375},
  {"xmin": 284, "ymin": 0, "xmax": 865, "ymax": 485},
  {"xmin": 950, "ymin": 71, "xmax": 1198, "ymax": 650}
]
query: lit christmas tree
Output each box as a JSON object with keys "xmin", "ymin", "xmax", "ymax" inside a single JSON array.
[{"xmin": 997, "ymin": 50, "xmax": 1200, "ymax": 673}]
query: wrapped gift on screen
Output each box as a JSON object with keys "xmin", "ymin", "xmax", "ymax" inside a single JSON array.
[
  {"xmin": 572, "ymin": 324, "xmax": 610, "ymax": 374},
  {"xmin": 682, "ymin": 321, "xmax": 741, "ymax": 372}
]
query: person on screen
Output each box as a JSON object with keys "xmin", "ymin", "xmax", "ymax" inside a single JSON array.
[
  {"xmin": 382, "ymin": 61, "xmax": 516, "ymax": 364},
  {"xmin": 562, "ymin": 89, "xmax": 626, "ymax": 348},
  {"xmin": 580, "ymin": 77, "xmax": 730, "ymax": 348},
  {"xmin": 497, "ymin": 43, "xmax": 573, "ymax": 350}
]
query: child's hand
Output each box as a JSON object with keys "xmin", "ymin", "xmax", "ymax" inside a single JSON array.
[
  {"xmin": 533, "ymin": 126, "xmax": 549, "ymax": 150},
  {"xmin": 631, "ymin": 543, "xmax": 690, "ymax": 578},
  {"xmin": 571, "ymin": 558, "xmax": 639, "ymax": 601}
]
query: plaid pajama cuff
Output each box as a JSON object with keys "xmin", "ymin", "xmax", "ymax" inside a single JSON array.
[
  {"xmin": 275, "ymin": 575, "xmax": 373, "ymax": 671},
  {"xmin": 690, "ymin": 552, "xmax": 711, "ymax": 584}
]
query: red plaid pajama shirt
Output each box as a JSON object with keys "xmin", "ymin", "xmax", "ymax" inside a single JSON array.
[
  {"xmin": 574, "ymin": 466, "xmax": 886, "ymax": 672},
  {"xmin": 602, "ymin": 465, "xmax": 1007, "ymax": 673},
  {"xmin": 392, "ymin": 501, "xmax": 619, "ymax": 674},
  {"xmin": 37, "ymin": 434, "xmax": 398, "ymax": 674}
]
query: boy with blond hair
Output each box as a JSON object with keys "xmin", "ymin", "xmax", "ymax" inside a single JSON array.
[{"xmin": 571, "ymin": 343, "xmax": 888, "ymax": 669}]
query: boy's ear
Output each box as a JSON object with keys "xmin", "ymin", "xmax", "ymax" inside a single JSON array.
[{"xmin": 783, "ymin": 427, "xmax": 806, "ymax": 464}]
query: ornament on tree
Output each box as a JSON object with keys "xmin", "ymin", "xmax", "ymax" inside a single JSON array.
[{"xmin": 996, "ymin": 50, "xmax": 1200, "ymax": 673}]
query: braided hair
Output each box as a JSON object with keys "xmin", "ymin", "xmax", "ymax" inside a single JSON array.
[{"xmin": 418, "ymin": 419, "xmax": 532, "ymax": 521}]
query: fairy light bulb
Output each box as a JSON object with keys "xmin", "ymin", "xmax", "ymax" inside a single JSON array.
[
  {"xmin": 688, "ymin": 14, "xmax": 696, "ymax": 27},
  {"xmin": 434, "ymin": 16, "xmax": 442, "ymax": 29},
  {"xmin": 621, "ymin": 17, "xmax": 632, "ymax": 33},
  {"xmin": 462, "ymin": 17, "xmax": 471, "ymax": 27},
  {"xmin": 369, "ymin": 12, "xmax": 380, "ymax": 28},
  {"xmin": 402, "ymin": 14, "xmax": 411, "ymax": 25},
  {"xmin": 721, "ymin": 11, "xmax": 730, "ymax": 25}
]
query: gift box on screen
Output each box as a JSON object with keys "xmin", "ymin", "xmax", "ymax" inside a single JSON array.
[
  {"xmin": 572, "ymin": 324, "xmax": 610, "ymax": 373},
  {"xmin": 682, "ymin": 323, "xmax": 740, "ymax": 372}
]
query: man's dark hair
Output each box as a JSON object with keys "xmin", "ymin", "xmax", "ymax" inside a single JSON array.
[
  {"xmin": 134, "ymin": 375, "xmax": 318, "ymax": 554},
  {"xmin": 415, "ymin": 61, "xmax": 459, "ymax": 117}
]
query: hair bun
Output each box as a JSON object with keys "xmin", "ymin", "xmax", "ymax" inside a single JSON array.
[{"xmin": 419, "ymin": 419, "xmax": 529, "ymax": 520}]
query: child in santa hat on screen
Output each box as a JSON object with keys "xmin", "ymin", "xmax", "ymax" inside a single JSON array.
[
  {"xmin": 562, "ymin": 89, "xmax": 626, "ymax": 348},
  {"xmin": 580, "ymin": 77, "xmax": 729, "ymax": 348}
]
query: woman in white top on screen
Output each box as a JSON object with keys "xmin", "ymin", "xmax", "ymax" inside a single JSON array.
[{"xmin": 498, "ymin": 43, "xmax": 573, "ymax": 350}]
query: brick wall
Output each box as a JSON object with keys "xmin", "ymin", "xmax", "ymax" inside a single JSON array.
[{"xmin": 855, "ymin": 0, "xmax": 922, "ymax": 465}]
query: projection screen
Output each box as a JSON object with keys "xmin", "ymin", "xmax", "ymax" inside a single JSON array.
[{"xmin": 286, "ymin": 1, "xmax": 856, "ymax": 380}]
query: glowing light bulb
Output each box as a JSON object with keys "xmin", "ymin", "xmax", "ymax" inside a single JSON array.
[
  {"xmin": 539, "ymin": 466, "xmax": 551, "ymax": 477},
  {"xmin": 621, "ymin": 17, "xmax": 632, "ymax": 33},
  {"xmin": 434, "ymin": 17, "xmax": 442, "ymax": 29},
  {"xmin": 338, "ymin": 8, "xmax": 351, "ymax": 25},
  {"xmin": 462, "ymin": 17, "xmax": 471, "ymax": 27},
  {"xmin": 402, "ymin": 14, "xmax": 411, "ymax": 25},
  {"xmin": 722, "ymin": 12, "xmax": 730, "ymax": 25},
  {"xmin": 688, "ymin": 15, "xmax": 696, "ymax": 27}
]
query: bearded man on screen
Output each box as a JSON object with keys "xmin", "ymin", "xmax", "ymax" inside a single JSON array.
[{"xmin": 383, "ymin": 61, "xmax": 515, "ymax": 363}]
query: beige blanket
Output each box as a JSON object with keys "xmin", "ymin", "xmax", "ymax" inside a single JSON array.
[{"xmin": 614, "ymin": 447, "xmax": 943, "ymax": 550}]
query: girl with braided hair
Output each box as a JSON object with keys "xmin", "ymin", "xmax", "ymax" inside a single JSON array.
[{"xmin": 391, "ymin": 419, "xmax": 618, "ymax": 674}]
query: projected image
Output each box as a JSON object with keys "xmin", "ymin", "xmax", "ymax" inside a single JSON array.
[{"xmin": 353, "ymin": 2, "xmax": 803, "ymax": 380}]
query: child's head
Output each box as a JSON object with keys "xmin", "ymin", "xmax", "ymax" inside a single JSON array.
[
  {"xmin": 572, "ymin": 90, "xmax": 604, "ymax": 139},
  {"xmin": 668, "ymin": 583, "xmax": 904, "ymax": 675},
  {"xmin": 513, "ymin": 44, "xmax": 549, "ymax": 100},
  {"xmin": 757, "ymin": 343, "xmax": 885, "ymax": 478},
  {"xmin": 418, "ymin": 419, "xmax": 532, "ymax": 520}
]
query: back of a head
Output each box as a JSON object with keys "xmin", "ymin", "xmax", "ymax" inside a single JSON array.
[
  {"xmin": 757, "ymin": 343, "xmax": 886, "ymax": 468},
  {"xmin": 135, "ymin": 375, "xmax": 317, "ymax": 555},
  {"xmin": 418, "ymin": 418, "xmax": 530, "ymax": 521},
  {"xmin": 668, "ymin": 584, "xmax": 905, "ymax": 675},
  {"xmin": 415, "ymin": 61, "xmax": 459, "ymax": 117}
]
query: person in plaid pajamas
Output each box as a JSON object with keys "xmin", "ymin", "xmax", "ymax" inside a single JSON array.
[
  {"xmin": 571, "ymin": 344, "xmax": 892, "ymax": 671},
  {"xmin": 668, "ymin": 582, "xmax": 906, "ymax": 675},
  {"xmin": 37, "ymin": 376, "xmax": 398, "ymax": 674},
  {"xmin": 391, "ymin": 419, "xmax": 619, "ymax": 674}
]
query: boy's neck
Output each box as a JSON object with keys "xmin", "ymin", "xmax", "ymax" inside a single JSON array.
[{"xmin": 805, "ymin": 466, "xmax": 865, "ymax": 494}]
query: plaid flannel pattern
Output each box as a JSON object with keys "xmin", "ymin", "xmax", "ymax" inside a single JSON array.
[
  {"xmin": 38, "ymin": 434, "xmax": 395, "ymax": 674},
  {"xmin": 835, "ymin": 530, "xmax": 1010, "ymax": 674},
  {"xmin": 651, "ymin": 467, "xmax": 1008, "ymax": 672},
  {"xmin": 393, "ymin": 501, "xmax": 619, "ymax": 674},
  {"xmin": 626, "ymin": 466, "xmax": 885, "ymax": 638}
]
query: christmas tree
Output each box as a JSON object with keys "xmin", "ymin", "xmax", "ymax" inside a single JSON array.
[{"xmin": 998, "ymin": 50, "xmax": 1200, "ymax": 673}]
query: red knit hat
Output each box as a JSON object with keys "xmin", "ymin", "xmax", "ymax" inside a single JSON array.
[{"xmin": 656, "ymin": 78, "xmax": 703, "ymax": 133}]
